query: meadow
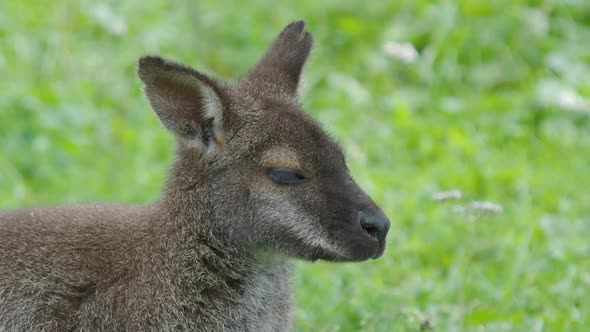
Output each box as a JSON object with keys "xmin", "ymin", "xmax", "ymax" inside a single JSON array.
[{"xmin": 1, "ymin": 0, "xmax": 589, "ymax": 331}]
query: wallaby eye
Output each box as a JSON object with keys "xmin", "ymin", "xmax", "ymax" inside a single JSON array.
[{"xmin": 266, "ymin": 168, "xmax": 310, "ymax": 185}]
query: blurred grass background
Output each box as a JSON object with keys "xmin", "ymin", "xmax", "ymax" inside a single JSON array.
[{"xmin": 1, "ymin": 0, "xmax": 589, "ymax": 331}]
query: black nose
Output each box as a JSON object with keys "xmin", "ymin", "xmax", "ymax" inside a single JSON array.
[{"xmin": 359, "ymin": 209, "xmax": 390, "ymax": 242}]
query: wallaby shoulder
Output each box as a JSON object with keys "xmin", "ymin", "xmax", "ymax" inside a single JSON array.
[
  {"xmin": 0, "ymin": 203, "xmax": 159, "ymax": 254},
  {"xmin": 0, "ymin": 203, "xmax": 161, "ymax": 330}
]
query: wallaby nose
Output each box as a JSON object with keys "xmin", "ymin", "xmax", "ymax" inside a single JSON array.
[{"xmin": 359, "ymin": 209, "xmax": 390, "ymax": 243}]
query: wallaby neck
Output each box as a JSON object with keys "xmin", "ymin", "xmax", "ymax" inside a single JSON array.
[
  {"xmin": 147, "ymin": 204, "xmax": 294, "ymax": 330},
  {"xmin": 154, "ymin": 157, "xmax": 296, "ymax": 330},
  {"xmin": 153, "ymin": 192, "xmax": 293, "ymax": 291}
]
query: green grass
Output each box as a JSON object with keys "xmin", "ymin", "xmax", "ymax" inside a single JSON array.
[{"xmin": 1, "ymin": 0, "xmax": 589, "ymax": 331}]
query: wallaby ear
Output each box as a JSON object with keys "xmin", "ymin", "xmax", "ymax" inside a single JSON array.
[
  {"xmin": 243, "ymin": 20, "xmax": 313, "ymax": 96},
  {"xmin": 138, "ymin": 56, "xmax": 225, "ymax": 154}
]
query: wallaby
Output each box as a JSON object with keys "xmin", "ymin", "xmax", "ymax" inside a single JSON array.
[{"xmin": 0, "ymin": 21, "xmax": 390, "ymax": 331}]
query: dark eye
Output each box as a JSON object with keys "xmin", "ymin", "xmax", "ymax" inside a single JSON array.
[{"xmin": 266, "ymin": 168, "xmax": 310, "ymax": 185}]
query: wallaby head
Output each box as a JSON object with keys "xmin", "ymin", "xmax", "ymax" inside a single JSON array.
[{"xmin": 138, "ymin": 21, "xmax": 390, "ymax": 263}]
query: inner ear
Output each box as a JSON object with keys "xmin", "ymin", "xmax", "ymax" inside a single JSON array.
[{"xmin": 138, "ymin": 56, "xmax": 225, "ymax": 153}]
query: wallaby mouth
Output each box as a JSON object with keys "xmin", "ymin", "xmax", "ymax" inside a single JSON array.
[{"xmin": 373, "ymin": 240, "xmax": 388, "ymax": 259}]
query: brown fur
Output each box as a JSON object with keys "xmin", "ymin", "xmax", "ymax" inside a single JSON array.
[{"xmin": 0, "ymin": 21, "xmax": 390, "ymax": 331}]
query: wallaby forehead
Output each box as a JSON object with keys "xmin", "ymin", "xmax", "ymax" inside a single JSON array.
[
  {"xmin": 259, "ymin": 108, "xmax": 346, "ymax": 171},
  {"xmin": 228, "ymin": 89, "xmax": 346, "ymax": 170}
]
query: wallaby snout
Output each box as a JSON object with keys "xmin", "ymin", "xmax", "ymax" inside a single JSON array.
[{"xmin": 359, "ymin": 208, "xmax": 390, "ymax": 257}]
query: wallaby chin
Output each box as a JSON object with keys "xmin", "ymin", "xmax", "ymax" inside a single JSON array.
[{"xmin": 0, "ymin": 20, "xmax": 390, "ymax": 331}]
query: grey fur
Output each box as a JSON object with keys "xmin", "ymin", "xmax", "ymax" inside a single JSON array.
[{"xmin": 0, "ymin": 21, "xmax": 390, "ymax": 331}]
